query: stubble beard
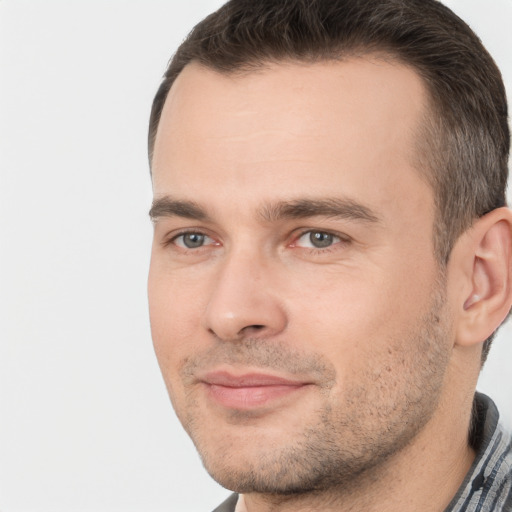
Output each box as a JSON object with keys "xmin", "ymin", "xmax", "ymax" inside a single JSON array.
[{"xmin": 174, "ymin": 283, "xmax": 451, "ymax": 498}]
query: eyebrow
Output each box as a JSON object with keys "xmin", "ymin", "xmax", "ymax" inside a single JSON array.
[
  {"xmin": 149, "ymin": 196, "xmax": 380, "ymax": 224},
  {"xmin": 259, "ymin": 198, "xmax": 381, "ymax": 224},
  {"xmin": 149, "ymin": 197, "xmax": 210, "ymax": 222}
]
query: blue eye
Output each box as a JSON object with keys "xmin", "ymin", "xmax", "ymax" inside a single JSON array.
[
  {"xmin": 174, "ymin": 233, "xmax": 213, "ymax": 249},
  {"xmin": 296, "ymin": 231, "xmax": 341, "ymax": 249}
]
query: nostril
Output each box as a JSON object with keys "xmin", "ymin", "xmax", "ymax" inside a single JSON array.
[{"xmin": 238, "ymin": 324, "xmax": 266, "ymax": 336}]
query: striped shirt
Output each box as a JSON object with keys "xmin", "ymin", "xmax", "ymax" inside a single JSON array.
[
  {"xmin": 445, "ymin": 393, "xmax": 512, "ymax": 511},
  {"xmin": 213, "ymin": 393, "xmax": 512, "ymax": 512}
]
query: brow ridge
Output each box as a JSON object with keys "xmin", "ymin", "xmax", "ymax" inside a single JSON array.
[
  {"xmin": 149, "ymin": 197, "xmax": 209, "ymax": 221},
  {"xmin": 259, "ymin": 198, "xmax": 380, "ymax": 224},
  {"xmin": 149, "ymin": 195, "xmax": 380, "ymax": 225}
]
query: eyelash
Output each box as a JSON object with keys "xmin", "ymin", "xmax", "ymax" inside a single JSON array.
[
  {"xmin": 162, "ymin": 230, "xmax": 217, "ymax": 250},
  {"xmin": 290, "ymin": 229, "xmax": 350, "ymax": 253},
  {"xmin": 162, "ymin": 228, "xmax": 351, "ymax": 254}
]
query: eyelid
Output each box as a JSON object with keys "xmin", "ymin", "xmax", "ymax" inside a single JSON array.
[
  {"xmin": 161, "ymin": 228, "xmax": 220, "ymax": 248},
  {"xmin": 289, "ymin": 228, "xmax": 351, "ymax": 247},
  {"xmin": 159, "ymin": 226, "xmax": 351, "ymax": 253}
]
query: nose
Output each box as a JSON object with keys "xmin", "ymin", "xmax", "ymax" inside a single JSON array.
[{"xmin": 202, "ymin": 250, "xmax": 288, "ymax": 342}]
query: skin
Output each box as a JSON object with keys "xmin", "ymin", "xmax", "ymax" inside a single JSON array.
[{"xmin": 148, "ymin": 58, "xmax": 489, "ymax": 511}]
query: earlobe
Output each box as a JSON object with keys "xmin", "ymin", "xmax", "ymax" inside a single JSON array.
[{"xmin": 455, "ymin": 208, "xmax": 512, "ymax": 348}]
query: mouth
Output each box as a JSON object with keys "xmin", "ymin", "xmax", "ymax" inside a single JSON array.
[{"xmin": 199, "ymin": 370, "xmax": 311, "ymax": 410}]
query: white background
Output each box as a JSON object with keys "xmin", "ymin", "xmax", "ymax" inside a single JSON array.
[{"xmin": 0, "ymin": 1, "xmax": 511, "ymax": 511}]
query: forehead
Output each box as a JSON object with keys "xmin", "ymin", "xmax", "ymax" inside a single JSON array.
[{"xmin": 151, "ymin": 58, "xmax": 431, "ymax": 222}]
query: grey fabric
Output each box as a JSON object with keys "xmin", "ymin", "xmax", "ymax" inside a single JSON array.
[
  {"xmin": 445, "ymin": 393, "xmax": 512, "ymax": 511},
  {"xmin": 212, "ymin": 493, "xmax": 239, "ymax": 512},
  {"xmin": 212, "ymin": 394, "xmax": 512, "ymax": 512}
]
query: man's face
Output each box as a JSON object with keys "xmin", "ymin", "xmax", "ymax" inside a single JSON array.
[{"xmin": 148, "ymin": 59, "xmax": 453, "ymax": 493}]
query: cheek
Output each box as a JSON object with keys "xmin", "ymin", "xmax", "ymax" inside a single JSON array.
[
  {"xmin": 148, "ymin": 265, "xmax": 196, "ymax": 367},
  {"xmin": 284, "ymin": 262, "xmax": 436, "ymax": 369},
  {"xmin": 148, "ymin": 273, "xmax": 195, "ymax": 415},
  {"xmin": 149, "ymin": 249, "xmax": 207, "ymax": 323}
]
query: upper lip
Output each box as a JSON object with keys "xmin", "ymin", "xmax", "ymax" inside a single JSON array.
[{"xmin": 200, "ymin": 371, "xmax": 309, "ymax": 388}]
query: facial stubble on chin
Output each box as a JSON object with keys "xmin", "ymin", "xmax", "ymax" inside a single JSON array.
[{"xmin": 172, "ymin": 285, "xmax": 450, "ymax": 498}]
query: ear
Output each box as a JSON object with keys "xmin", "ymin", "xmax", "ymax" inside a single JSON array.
[{"xmin": 453, "ymin": 207, "xmax": 512, "ymax": 347}]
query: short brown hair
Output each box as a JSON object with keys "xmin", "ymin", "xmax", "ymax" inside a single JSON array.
[{"xmin": 148, "ymin": 0, "xmax": 509, "ymax": 362}]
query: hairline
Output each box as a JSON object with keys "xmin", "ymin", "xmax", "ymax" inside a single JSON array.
[{"xmin": 149, "ymin": 48, "xmax": 434, "ymax": 164}]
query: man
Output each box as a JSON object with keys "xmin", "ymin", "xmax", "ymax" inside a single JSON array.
[{"xmin": 147, "ymin": 0, "xmax": 512, "ymax": 510}]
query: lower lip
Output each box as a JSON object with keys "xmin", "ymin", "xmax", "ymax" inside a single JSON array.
[{"xmin": 205, "ymin": 383, "xmax": 306, "ymax": 409}]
